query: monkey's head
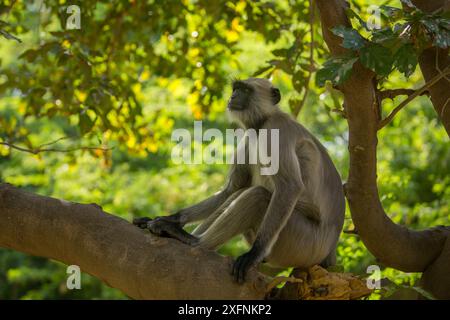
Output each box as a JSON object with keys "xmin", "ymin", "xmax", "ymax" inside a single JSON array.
[{"xmin": 227, "ymin": 78, "xmax": 281, "ymax": 128}]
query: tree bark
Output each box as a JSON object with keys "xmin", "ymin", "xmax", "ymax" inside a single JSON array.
[
  {"xmin": 411, "ymin": 1, "xmax": 450, "ymax": 137},
  {"xmin": 316, "ymin": 0, "xmax": 450, "ymax": 299},
  {"xmin": 0, "ymin": 183, "xmax": 268, "ymax": 299}
]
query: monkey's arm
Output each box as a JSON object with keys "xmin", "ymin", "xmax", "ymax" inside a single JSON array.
[{"xmin": 232, "ymin": 147, "xmax": 303, "ymax": 283}]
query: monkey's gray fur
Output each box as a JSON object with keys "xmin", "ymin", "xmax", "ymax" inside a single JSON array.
[{"xmin": 134, "ymin": 78, "xmax": 345, "ymax": 283}]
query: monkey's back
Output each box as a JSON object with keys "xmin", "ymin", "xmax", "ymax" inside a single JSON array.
[
  {"xmin": 263, "ymin": 111, "xmax": 345, "ymax": 227},
  {"xmin": 254, "ymin": 111, "xmax": 346, "ymax": 267}
]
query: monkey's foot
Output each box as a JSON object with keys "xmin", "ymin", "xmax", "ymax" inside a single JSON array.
[
  {"xmin": 146, "ymin": 218, "xmax": 200, "ymax": 246},
  {"xmin": 232, "ymin": 249, "xmax": 261, "ymax": 284}
]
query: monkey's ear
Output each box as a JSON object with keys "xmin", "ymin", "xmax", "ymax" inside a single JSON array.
[{"xmin": 271, "ymin": 87, "xmax": 281, "ymax": 105}]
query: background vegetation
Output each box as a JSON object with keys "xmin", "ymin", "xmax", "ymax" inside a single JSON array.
[{"xmin": 0, "ymin": 0, "xmax": 448, "ymax": 299}]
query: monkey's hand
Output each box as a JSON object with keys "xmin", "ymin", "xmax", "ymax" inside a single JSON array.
[
  {"xmin": 132, "ymin": 217, "xmax": 152, "ymax": 229},
  {"xmin": 146, "ymin": 217, "xmax": 200, "ymax": 246},
  {"xmin": 232, "ymin": 247, "xmax": 263, "ymax": 283}
]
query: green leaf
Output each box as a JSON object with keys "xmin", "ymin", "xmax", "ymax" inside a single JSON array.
[
  {"xmin": 57, "ymin": 53, "xmax": 71, "ymax": 66},
  {"xmin": 269, "ymin": 59, "xmax": 292, "ymax": 74},
  {"xmin": 371, "ymin": 28, "xmax": 398, "ymax": 48},
  {"xmin": 288, "ymin": 97, "xmax": 301, "ymax": 113},
  {"xmin": 19, "ymin": 49, "xmax": 39, "ymax": 62},
  {"xmin": 292, "ymin": 71, "xmax": 307, "ymax": 91},
  {"xmin": 360, "ymin": 43, "xmax": 393, "ymax": 76},
  {"xmin": 30, "ymin": 87, "xmax": 46, "ymax": 97},
  {"xmin": 332, "ymin": 26, "xmax": 366, "ymax": 50},
  {"xmin": 346, "ymin": 8, "xmax": 369, "ymax": 30},
  {"xmin": 380, "ymin": 5, "xmax": 403, "ymax": 20},
  {"xmin": 316, "ymin": 56, "xmax": 358, "ymax": 87},
  {"xmin": 433, "ymin": 29, "xmax": 450, "ymax": 48},
  {"xmin": 271, "ymin": 48, "xmax": 288, "ymax": 57},
  {"xmin": 252, "ymin": 65, "xmax": 274, "ymax": 77},
  {"xmin": 79, "ymin": 112, "xmax": 95, "ymax": 136},
  {"xmin": 420, "ymin": 17, "xmax": 449, "ymax": 48},
  {"xmin": 393, "ymin": 44, "xmax": 418, "ymax": 77},
  {"xmin": 421, "ymin": 19, "xmax": 439, "ymax": 34}
]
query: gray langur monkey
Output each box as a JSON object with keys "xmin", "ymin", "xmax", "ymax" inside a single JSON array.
[{"xmin": 133, "ymin": 78, "xmax": 345, "ymax": 283}]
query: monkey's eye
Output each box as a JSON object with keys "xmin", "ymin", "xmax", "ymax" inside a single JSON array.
[
  {"xmin": 232, "ymin": 82, "xmax": 252, "ymax": 94},
  {"xmin": 243, "ymin": 87, "xmax": 251, "ymax": 94}
]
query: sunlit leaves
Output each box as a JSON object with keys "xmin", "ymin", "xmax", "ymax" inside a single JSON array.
[
  {"xmin": 18, "ymin": 49, "xmax": 39, "ymax": 63},
  {"xmin": 359, "ymin": 43, "xmax": 393, "ymax": 76},
  {"xmin": 345, "ymin": 8, "xmax": 369, "ymax": 31},
  {"xmin": 269, "ymin": 59, "xmax": 292, "ymax": 74},
  {"xmin": 393, "ymin": 44, "xmax": 418, "ymax": 77},
  {"xmin": 433, "ymin": 29, "xmax": 450, "ymax": 48},
  {"xmin": 226, "ymin": 18, "xmax": 244, "ymax": 43},
  {"xmin": 380, "ymin": 6, "xmax": 403, "ymax": 20},
  {"xmin": 332, "ymin": 26, "xmax": 366, "ymax": 50},
  {"xmin": 421, "ymin": 18, "xmax": 450, "ymax": 48},
  {"xmin": 79, "ymin": 111, "xmax": 95, "ymax": 135},
  {"xmin": 317, "ymin": 3, "xmax": 450, "ymax": 83},
  {"xmin": 252, "ymin": 65, "xmax": 274, "ymax": 77},
  {"xmin": 371, "ymin": 28, "xmax": 396, "ymax": 45},
  {"xmin": 0, "ymin": 0, "xmax": 244, "ymax": 153},
  {"xmin": 316, "ymin": 56, "xmax": 358, "ymax": 87}
]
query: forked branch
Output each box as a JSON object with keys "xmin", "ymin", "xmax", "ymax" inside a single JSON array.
[{"xmin": 378, "ymin": 66, "xmax": 450, "ymax": 130}]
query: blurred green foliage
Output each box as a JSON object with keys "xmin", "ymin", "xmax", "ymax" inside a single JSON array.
[{"xmin": 0, "ymin": 0, "xmax": 448, "ymax": 299}]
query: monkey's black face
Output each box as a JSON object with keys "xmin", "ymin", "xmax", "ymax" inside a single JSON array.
[{"xmin": 227, "ymin": 81, "xmax": 253, "ymax": 111}]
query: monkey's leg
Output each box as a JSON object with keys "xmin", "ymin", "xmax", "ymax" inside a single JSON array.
[
  {"xmin": 192, "ymin": 188, "xmax": 246, "ymax": 236},
  {"xmin": 131, "ymin": 192, "xmax": 231, "ymax": 245},
  {"xmin": 197, "ymin": 186, "xmax": 271, "ymax": 250},
  {"xmin": 133, "ymin": 189, "xmax": 248, "ymax": 246},
  {"xmin": 174, "ymin": 190, "xmax": 232, "ymax": 224},
  {"xmin": 320, "ymin": 246, "xmax": 337, "ymax": 268},
  {"xmin": 174, "ymin": 164, "xmax": 251, "ymax": 225},
  {"xmin": 133, "ymin": 189, "xmax": 234, "ymax": 232}
]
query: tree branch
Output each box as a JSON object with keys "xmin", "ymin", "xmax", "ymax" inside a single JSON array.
[
  {"xmin": 411, "ymin": 0, "xmax": 450, "ymax": 137},
  {"xmin": 378, "ymin": 88, "xmax": 428, "ymax": 101},
  {"xmin": 292, "ymin": 0, "xmax": 316, "ymax": 118},
  {"xmin": 316, "ymin": 0, "xmax": 450, "ymax": 299},
  {"xmin": 417, "ymin": 49, "xmax": 450, "ymax": 137},
  {"xmin": 0, "ymin": 138, "xmax": 113, "ymax": 155},
  {"xmin": 378, "ymin": 66, "xmax": 450, "ymax": 130},
  {"xmin": 0, "ymin": 183, "xmax": 268, "ymax": 299}
]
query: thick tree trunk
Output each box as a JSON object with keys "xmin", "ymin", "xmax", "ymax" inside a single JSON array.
[
  {"xmin": 0, "ymin": 183, "xmax": 268, "ymax": 299},
  {"xmin": 316, "ymin": 0, "xmax": 450, "ymax": 299}
]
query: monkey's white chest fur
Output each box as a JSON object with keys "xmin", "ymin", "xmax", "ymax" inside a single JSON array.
[{"xmin": 247, "ymin": 142, "xmax": 276, "ymax": 191}]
